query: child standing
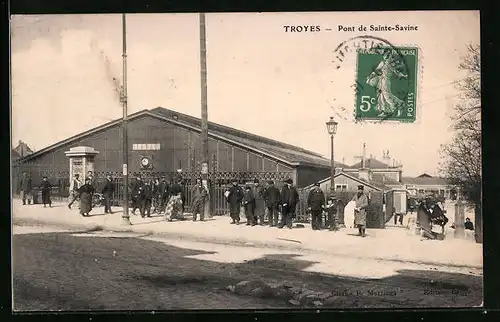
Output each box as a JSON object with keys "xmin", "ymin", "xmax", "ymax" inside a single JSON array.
[{"xmin": 325, "ymin": 196, "xmax": 338, "ymax": 231}]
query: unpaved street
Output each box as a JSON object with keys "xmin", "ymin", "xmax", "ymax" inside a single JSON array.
[{"xmin": 12, "ymin": 225, "xmax": 482, "ymax": 310}]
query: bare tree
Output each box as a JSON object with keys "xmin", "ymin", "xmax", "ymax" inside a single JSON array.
[{"xmin": 439, "ymin": 44, "xmax": 482, "ymax": 243}]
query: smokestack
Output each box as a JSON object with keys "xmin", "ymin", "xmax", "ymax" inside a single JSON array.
[{"xmin": 362, "ymin": 143, "xmax": 366, "ymax": 168}]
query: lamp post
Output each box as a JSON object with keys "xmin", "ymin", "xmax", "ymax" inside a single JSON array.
[
  {"xmin": 121, "ymin": 13, "xmax": 131, "ymax": 225},
  {"xmin": 326, "ymin": 117, "xmax": 338, "ymax": 195}
]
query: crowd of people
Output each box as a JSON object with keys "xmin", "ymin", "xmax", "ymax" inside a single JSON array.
[{"xmin": 18, "ymin": 171, "xmax": 373, "ymax": 235}]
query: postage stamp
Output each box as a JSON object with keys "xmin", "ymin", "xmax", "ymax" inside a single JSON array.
[{"xmin": 355, "ymin": 46, "xmax": 418, "ymax": 122}]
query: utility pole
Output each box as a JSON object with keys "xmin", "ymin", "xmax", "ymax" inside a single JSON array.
[
  {"xmin": 199, "ymin": 13, "xmax": 210, "ymax": 218},
  {"xmin": 121, "ymin": 13, "xmax": 131, "ymax": 225}
]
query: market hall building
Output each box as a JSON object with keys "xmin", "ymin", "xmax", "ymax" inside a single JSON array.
[{"xmin": 13, "ymin": 107, "xmax": 347, "ymax": 212}]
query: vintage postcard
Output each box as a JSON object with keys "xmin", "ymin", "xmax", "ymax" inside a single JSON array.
[{"xmin": 10, "ymin": 11, "xmax": 482, "ymax": 311}]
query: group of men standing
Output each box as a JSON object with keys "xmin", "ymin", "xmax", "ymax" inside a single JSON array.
[
  {"xmin": 225, "ymin": 178, "xmax": 299, "ymax": 229},
  {"xmin": 19, "ymin": 172, "xmax": 57, "ymax": 208}
]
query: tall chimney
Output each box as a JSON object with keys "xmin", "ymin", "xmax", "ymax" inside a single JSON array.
[{"xmin": 362, "ymin": 143, "xmax": 366, "ymax": 168}]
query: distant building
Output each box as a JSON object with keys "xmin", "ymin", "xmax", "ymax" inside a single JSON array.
[
  {"xmin": 399, "ymin": 173, "xmax": 456, "ymax": 200},
  {"xmin": 12, "ymin": 140, "xmax": 33, "ymax": 161}
]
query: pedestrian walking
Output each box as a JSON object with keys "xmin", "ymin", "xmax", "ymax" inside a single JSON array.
[
  {"xmin": 243, "ymin": 185, "xmax": 256, "ymax": 226},
  {"xmin": 264, "ymin": 180, "xmax": 281, "ymax": 227},
  {"xmin": 78, "ymin": 178, "xmax": 95, "ymax": 217},
  {"xmin": 307, "ymin": 182, "xmax": 325, "ymax": 230},
  {"xmin": 40, "ymin": 176, "xmax": 52, "ymax": 208},
  {"xmin": 226, "ymin": 180, "xmax": 244, "ymax": 224},
  {"xmin": 101, "ymin": 175, "xmax": 115, "ymax": 214},
  {"xmin": 325, "ymin": 196, "xmax": 339, "ymax": 231},
  {"xmin": 20, "ymin": 172, "xmax": 33, "ymax": 205},
  {"xmin": 279, "ymin": 179, "xmax": 298, "ymax": 229},
  {"xmin": 68, "ymin": 174, "xmax": 82, "ymax": 209},
  {"xmin": 352, "ymin": 185, "xmax": 369, "ymax": 237},
  {"xmin": 170, "ymin": 178, "xmax": 185, "ymax": 213},
  {"xmin": 252, "ymin": 179, "xmax": 266, "ymax": 225},
  {"xmin": 139, "ymin": 181, "xmax": 153, "ymax": 218},
  {"xmin": 191, "ymin": 179, "xmax": 208, "ymax": 221},
  {"xmin": 86, "ymin": 171, "xmax": 97, "ymax": 189},
  {"xmin": 130, "ymin": 175, "xmax": 144, "ymax": 215}
]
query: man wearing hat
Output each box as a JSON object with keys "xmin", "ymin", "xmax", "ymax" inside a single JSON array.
[
  {"xmin": 279, "ymin": 179, "xmax": 299, "ymax": 229},
  {"xmin": 252, "ymin": 179, "xmax": 266, "ymax": 225},
  {"xmin": 264, "ymin": 180, "xmax": 281, "ymax": 227},
  {"xmin": 130, "ymin": 174, "xmax": 144, "ymax": 215},
  {"xmin": 352, "ymin": 185, "xmax": 369, "ymax": 237},
  {"xmin": 307, "ymin": 182, "xmax": 325, "ymax": 230},
  {"xmin": 158, "ymin": 176, "xmax": 170, "ymax": 214},
  {"xmin": 243, "ymin": 184, "xmax": 256, "ymax": 225},
  {"xmin": 101, "ymin": 174, "xmax": 115, "ymax": 214},
  {"xmin": 226, "ymin": 179, "xmax": 244, "ymax": 224}
]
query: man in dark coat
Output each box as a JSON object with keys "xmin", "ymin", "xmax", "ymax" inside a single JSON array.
[
  {"xmin": 101, "ymin": 175, "xmax": 115, "ymax": 214},
  {"xmin": 139, "ymin": 180, "xmax": 153, "ymax": 218},
  {"xmin": 264, "ymin": 180, "xmax": 281, "ymax": 227},
  {"xmin": 243, "ymin": 185, "xmax": 256, "ymax": 226},
  {"xmin": 40, "ymin": 176, "xmax": 52, "ymax": 208},
  {"xmin": 352, "ymin": 185, "xmax": 369, "ymax": 237},
  {"xmin": 158, "ymin": 176, "xmax": 170, "ymax": 214},
  {"xmin": 20, "ymin": 172, "xmax": 33, "ymax": 205},
  {"xmin": 307, "ymin": 182, "xmax": 325, "ymax": 230},
  {"xmin": 465, "ymin": 217, "xmax": 474, "ymax": 231},
  {"xmin": 279, "ymin": 179, "xmax": 299, "ymax": 229},
  {"xmin": 227, "ymin": 180, "xmax": 244, "ymax": 224},
  {"xmin": 252, "ymin": 179, "xmax": 266, "ymax": 225},
  {"xmin": 130, "ymin": 175, "xmax": 144, "ymax": 215},
  {"xmin": 87, "ymin": 171, "xmax": 97, "ymax": 189}
]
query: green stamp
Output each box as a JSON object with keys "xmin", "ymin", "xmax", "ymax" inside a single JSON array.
[{"xmin": 355, "ymin": 46, "xmax": 418, "ymax": 122}]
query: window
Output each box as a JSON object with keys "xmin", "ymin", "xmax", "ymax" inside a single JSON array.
[
  {"xmin": 132, "ymin": 143, "xmax": 161, "ymax": 151},
  {"xmin": 335, "ymin": 184, "xmax": 347, "ymax": 191}
]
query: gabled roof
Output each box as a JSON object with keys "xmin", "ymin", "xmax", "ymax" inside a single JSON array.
[
  {"xmin": 13, "ymin": 141, "xmax": 34, "ymax": 157},
  {"xmin": 402, "ymin": 176, "xmax": 451, "ymax": 186},
  {"xmin": 371, "ymin": 173, "xmax": 403, "ymax": 186},
  {"xmin": 304, "ymin": 171, "xmax": 391, "ymax": 191},
  {"xmin": 348, "ymin": 158, "xmax": 393, "ymax": 169},
  {"xmin": 417, "ymin": 173, "xmax": 433, "ymax": 178},
  {"xmin": 16, "ymin": 107, "xmax": 348, "ymax": 170}
]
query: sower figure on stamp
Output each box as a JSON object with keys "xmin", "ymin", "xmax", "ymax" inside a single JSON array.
[
  {"xmin": 307, "ymin": 182, "xmax": 325, "ymax": 230},
  {"xmin": 226, "ymin": 180, "xmax": 244, "ymax": 225},
  {"xmin": 191, "ymin": 179, "xmax": 208, "ymax": 221},
  {"xmin": 243, "ymin": 185, "xmax": 256, "ymax": 226},
  {"xmin": 68, "ymin": 173, "xmax": 82, "ymax": 209},
  {"xmin": 326, "ymin": 196, "xmax": 339, "ymax": 231},
  {"xmin": 20, "ymin": 172, "xmax": 33, "ymax": 206},
  {"xmin": 264, "ymin": 180, "xmax": 281, "ymax": 227},
  {"xmin": 352, "ymin": 185, "xmax": 369, "ymax": 237},
  {"xmin": 252, "ymin": 179, "xmax": 266, "ymax": 225},
  {"xmin": 40, "ymin": 176, "xmax": 52, "ymax": 208},
  {"xmin": 139, "ymin": 181, "xmax": 153, "ymax": 218},
  {"xmin": 101, "ymin": 175, "xmax": 115, "ymax": 214}
]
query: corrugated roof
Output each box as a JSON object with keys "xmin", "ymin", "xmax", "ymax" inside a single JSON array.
[
  {"xmin": 16, "ymin": 107, "xmax": 349, "ymax": 170},
  {"xmin": 402, "ymin": 176, "xmax": 450, "ymax": 186},
  {"xmin": 150, "ymin": 107, "xmax": 349, "ymax": 168}
]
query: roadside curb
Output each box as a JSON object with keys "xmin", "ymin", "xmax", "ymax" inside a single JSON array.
[{"xmin": 12, "ymin": 215, "xmax": 482, "ymax": 270}]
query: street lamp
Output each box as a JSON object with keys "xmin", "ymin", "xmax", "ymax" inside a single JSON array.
[{"xmin": 326, "ymin": 117, "xmax": 338, "ymax": 194}]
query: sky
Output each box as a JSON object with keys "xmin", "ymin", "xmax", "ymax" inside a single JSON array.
[{"xmin": 10, "ymin": 11, "xmax": 480, "ymax": 177}]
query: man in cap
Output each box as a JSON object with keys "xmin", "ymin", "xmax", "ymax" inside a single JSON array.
[
  {"xmin": 252, "ymin": 179, "xmax": 266, "ymax": 225},
  {"xmin": 20, "ymin": 171, "xmax": 33, "ymax": 206},
  {"xmin": 68, "ymin": 173, "xmax": 82, "ymax": 209},
  {"xmin": 264, "ymin": 180, "xmax": 281, "ymax": 227},
  {"xmin": 101, "ymin": 174, "xmax": 115, "ymax": 214},
  {"xmin": 352, "ymin": 185, "xmax": 369, "ymax": 237},
  {"xmin": 307, "ymin": 182, "xmax": 325, "ymax": 230}
]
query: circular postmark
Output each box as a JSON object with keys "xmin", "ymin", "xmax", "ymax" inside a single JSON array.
[{"xmin": 330, "ymin": 35, "xmax": 418, "ymax": 123}]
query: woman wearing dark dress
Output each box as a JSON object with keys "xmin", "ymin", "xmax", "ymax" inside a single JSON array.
[
  {"xmin": 78, "ymin": 178, "xmax": 95, "ymax": 217},
  {"xmin": 40, "ymin": 176, "xmax": 52, "ymax": 208}
]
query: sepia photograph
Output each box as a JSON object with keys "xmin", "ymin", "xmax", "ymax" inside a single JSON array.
[{"xmin": 10, "ymin": 11, "xmax": 482, "ymax": 311}]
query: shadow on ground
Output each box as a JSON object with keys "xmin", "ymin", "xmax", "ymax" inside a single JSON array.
[{"xmin": 12, "ymin": 231, "xmax": 483, "ymax": 311}]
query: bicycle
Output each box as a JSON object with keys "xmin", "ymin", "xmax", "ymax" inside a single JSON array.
[{"xmin": 92, "ymin": 193, "xmax": 105, "ymax": 208}]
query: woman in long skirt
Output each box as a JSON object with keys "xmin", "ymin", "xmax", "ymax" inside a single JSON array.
[
  {"xmin": 40, "ymin": 176, "xmax": 52, "ymax": 208},
  {"xmin": 78, "ymin": 178, "xmax": 95, "ymax": 217}
]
